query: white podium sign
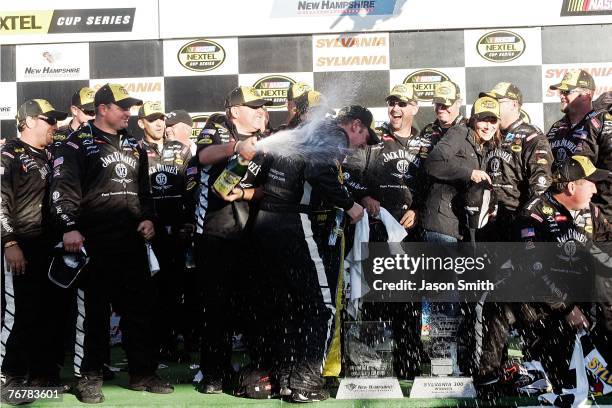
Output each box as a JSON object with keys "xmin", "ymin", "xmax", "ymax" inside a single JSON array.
[
  {"xmin": 410, "ymin": 376, "xmax": 476, "ymax": 399},
  {"xmin": 336, "ymin": 378, "xmax": 403, "ymax": 399}
]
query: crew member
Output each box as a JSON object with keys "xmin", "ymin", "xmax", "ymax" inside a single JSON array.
[
  {"xmin": 49, "ymin": 84, "xmax": 174, "ymax": 404},
  {"xmin": 547, "ymin": 69, "xmax": 612, "ymax": 220},
  {"xmin": 138, "ymin": 102, "xmax": 192, "ymax": 362},
  {"xmin": 186, "ymin": 86, "xmax": 271, "ymax": 394},
  {"xmin": 1, "ymin": 100, "xmax": 67, "ymax": 405}
]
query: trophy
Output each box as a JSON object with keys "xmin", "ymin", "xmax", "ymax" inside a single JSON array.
[
  {"xmin": 336, "ymin": 320, "xmax": 403, "ymax": 399},
  {"xmin": 410, "ymin": 302, "xmax": 476, "ymax": 398}
]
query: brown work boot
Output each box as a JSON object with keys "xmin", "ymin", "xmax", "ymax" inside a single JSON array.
[
  {"xmin": 74, "ymin": 373, "xmax": 104, "ymax": 404},
  {"xmin": 128, "ymin": 374, "xmax": 174, "ymax": 394}
]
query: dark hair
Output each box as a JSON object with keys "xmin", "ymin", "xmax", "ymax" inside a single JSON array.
[
  {"xmin": 468, "ymin": 115, "xmax": 501, "ymax": 147},
  {"xmin": 17, "ymin": 119, "xmax": 26, "ymax": 132}
]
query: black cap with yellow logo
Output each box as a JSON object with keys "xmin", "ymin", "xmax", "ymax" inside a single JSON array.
[
  {"xmin": 16, "ymin": 99, "xmax": 68, "ymax": 121},
  {"xmin": 94, "ymin": 83, "xmax": 143, "ymax": 109},
  {"xmin": 433, "ymin": 81, "xmax": 461, "ymax": 106},
  {"xmin": 225, "ymin": 86, "xmax": 273, "ymax": 108},
  {"xmin": 287, "ymin": 82, "xmax": 312, "ymax": 102},
  {"xmin": 479, "ymin": 82, "xmax": 523, "ymax": 105},
  {"xmin": 71, "ymin": 87, "xmax": 95, "ymax": 110},
  {"xmin": 549, "ymin": 69, "xmax": 596, "ymax": 92},
  {"xmin": 553, "ymin": 155, "xmax": 609, "ymax": 183},
  {"xmin": 471, "ymin": 96, "xmax": 500, "ymax": 120},
  {"xmin": 138, "ymin": 101, "xmax": 165, "ymax": 120},
  {"xmin": 386, "ymin": 84, "xmax": 416, "ymax": 103}
]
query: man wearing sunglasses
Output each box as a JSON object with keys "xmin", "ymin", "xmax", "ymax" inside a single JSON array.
[
  {"xmin": 55, "ymin": 87, "xmax": 96, "ymax": 142},
  {"xmin": 420, "ymin": 81, "xmax": 466, "ymax": 148},
  {"xmin": 547, "ymin": 69, "xmax": 612, "ymax": 221},
  {"xmin": 49, "ymin": 84, "xmax": 174, "ymax": 403},
  {"xmin": 349, "ymin": 84, "xmax": 425, "ymax": 380},
  {"xmin": 186, "ymin": 86, "xmax": 271, "ymax": 394},
  {"xmin": 1, "ymin": 99, "xmax": 68, "ymax": 404}
]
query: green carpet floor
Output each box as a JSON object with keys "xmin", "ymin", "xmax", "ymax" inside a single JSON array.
[{"xmin": 27, "ymin": 348, "xmax": 611, "ymax": 407}]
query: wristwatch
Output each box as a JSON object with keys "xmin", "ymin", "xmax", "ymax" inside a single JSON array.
[{"xmin": 3, "ymin": 241, "xmax": 18, "ymax": 248}]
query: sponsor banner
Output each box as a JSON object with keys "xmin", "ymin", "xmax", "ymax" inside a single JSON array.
[
  {"xmin": 542, "ymin": 63, "xmax": 612, "ymax": 102},
  {"xmin": 312, "ymin": 32, "xmax": 389, "ymax": 72},
  {"xmin": 163, "ymin": 38, "xmax": 239, "ymax": 77},
  {"xmin": 1, "ymin": 1, "xmax": 158, "ymax": 45},
  {"xmin": 389, "ymin": 67, "xmax": 467, "ymax": 107},
  {"xmin": 239, "ymin": 72, "xmax": 313, "ymax": 109},
  {"xmin": 159, "ymin": 0, "xmax": 612, "ymax": 39},
  {"xmin": 16, "ymin": 42, "xmax": 89, "ymax": 82},
  {"xmin": 270, "ymin": 0, "xmax": 399, "ymax": 17},
  {"xmin": 89, "ymin": 77, "xmax": 164, "ymax": 115},
  {"xmin": 560, "ymin": 0, "xmax": 612, "ymax": 16},
  {"xmin": 0, "ymin": 82, "xmax": 17, "ymax": 120},
  {"xmin": 464, "ymin": 27, "xmax": 542, "ymax": 67}
]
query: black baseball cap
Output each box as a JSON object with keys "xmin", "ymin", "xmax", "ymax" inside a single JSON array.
[
  {"xmin": 464, "ymin": 180, "xmax": 497, "ymax": 229},
  {"xmin": 549, "ymin": 69, "xmax": 596, "ymax": 92},
  {"xmin": 433, "ymin": 81, "xmax": 461, "ymax": 106},
  {"xmin": 479, "ymin": 82, "xmax": 523, "ymax": 105},
  {"xmin": 138, "ymin": 101, "xmax": 165, "ymax": 120},
  {"xmin": 166, "ymin": 109, "xmax": 193, "ymax": 127},
  {"xmin": 553, "ymin": 155, "xmax": 609, "ymax": 183},
  {"xmin": 287, "ymin": 82, "xmax": 311, "ymax": 102},
  {"xmin": 94, "ymin": 83, "xmax": 143, "ymax": 109},
  {"xmin": 471, "ymin": 96, "xmax": 501, "ymax": 120},
  {"xmin": 16, "ymin": 99, "xmax": 68, "ymax": 121},
  {"xmin": 71, "ymin": 87, "xmax": 95, "ymax": 110},
  {"xmin": 337, "ymin": 105, "xmax": 377, "ymax": 142},
  {"xmin": 224, "ymin": 86, "xmax": 273, "ymax": 108}
]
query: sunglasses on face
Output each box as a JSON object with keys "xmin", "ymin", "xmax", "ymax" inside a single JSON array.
[
  {"xmin": 559, "ymin": 89, "xmax": 582, "ymax": 97},
  {"xmin": 387, "ymin": 100, "xmax": 408, "ymax": 108},
  {"xmin": 38, "ymin": 116, "xmax": 57, "ymax": 125}
]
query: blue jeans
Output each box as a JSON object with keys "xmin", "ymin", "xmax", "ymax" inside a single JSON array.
[{"xmin": 422, "ymin": 230, "xmax": 458, "ymax": 243}]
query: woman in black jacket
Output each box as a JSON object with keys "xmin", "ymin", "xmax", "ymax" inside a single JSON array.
[{"xmin": 421, "ymin": 96, "xmax": 501, "ymax": 242}]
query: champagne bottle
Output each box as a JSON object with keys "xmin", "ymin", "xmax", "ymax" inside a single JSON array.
[{"xmin": 213, "ymin": 154, "xmax": 249, "ymax": 197}]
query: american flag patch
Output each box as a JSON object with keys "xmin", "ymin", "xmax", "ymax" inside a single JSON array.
[
  {"xmin": 186, "ymin": 167, "xmax": 197, "ymax": 176},
  {"xmin": 521, "ymin": 228, "xmax": 535, "ymax": 238},
  {"xmin": 53, "ymin": 157, "xmax": 63, "ymax": 167}
]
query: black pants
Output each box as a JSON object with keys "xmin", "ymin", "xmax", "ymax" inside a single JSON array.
[
  {"xmin": 196, "ymin": 234, "xmax": 248, "ymax": 380},
  {"xmin": 73, "ymin": 245, "xmax": 157, "ymax": 377},
  {"xmin": 478, "ymin": 303, "xmax": 576, "ymax": 390},
  {"xmin": 1, "ymin": 239, "xmax": 64, "ymax": 379},
  {"xmin": 254, "ymin": 210, "xmax": 338, "ymax": 390},
  {"xmin": 151, "ymin": 224, "xmax": 190, "ymax": 354}
]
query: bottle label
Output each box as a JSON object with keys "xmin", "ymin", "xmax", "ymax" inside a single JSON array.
[{"xmin": 213, "ymin": 169, "xmax": 242, "ymax": 197}]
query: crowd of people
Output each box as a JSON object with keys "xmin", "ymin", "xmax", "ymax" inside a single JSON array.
[{"xmin": 1, "ymin": 68, "xmax": 611, "ymax": 405}]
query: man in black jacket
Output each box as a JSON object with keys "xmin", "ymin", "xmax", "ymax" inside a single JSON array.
[
  {"xmin": 479, "ymin": 82, "xmax": 553, "ymax": 241},
  {"xmin": 49, "ymin": 84, "xmax": 173, "ymax": 403},
  {"xmin": 1, "ymin": 99, "xmax": 67, "ymax": 405},
  {"xmin": 420, "ymin": 80, "xmax": 466, "ymax": 151},
  {"xmin": 138, "ymin": 102, "xmax": 192, "ymax": 362},
  {"xmin": 186, "ymin": 86, "xmax": 271, "ymax": 394},
  {"xmin": 477, "ymin": 156, "xmax": 612, "ymax": 395},
  {"xmin": 232, "ymin": 106, "xmax": 366, "ymax": 402},
  {"xmin": 547, "ymin": 69, "xmax": 612, "ymax": 221}
]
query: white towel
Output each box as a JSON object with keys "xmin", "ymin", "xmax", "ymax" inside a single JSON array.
[{"xmin": 345, "ymin": 207, "xmax": 408, "ymax": 318}]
